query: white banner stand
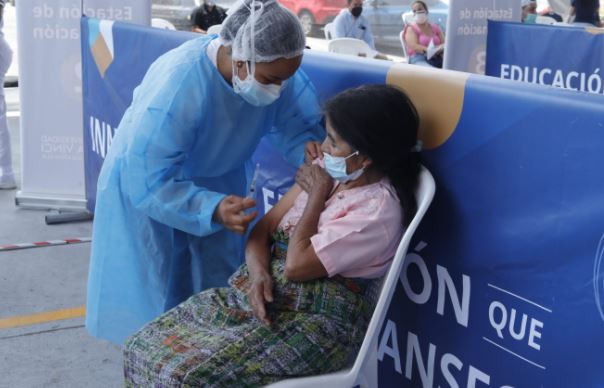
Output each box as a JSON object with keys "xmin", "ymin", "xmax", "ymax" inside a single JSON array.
[
  {"xmin": 444, "ymin": 0, "xmax": 520, "ymax": 74},
  {"xmin": 15, "ymin": 0, "xmax": 150, "ymax": 210}
]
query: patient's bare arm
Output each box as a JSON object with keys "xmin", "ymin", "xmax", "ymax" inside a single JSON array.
[{"xmin": 285, "ymin": 165, "xmax": 332, "ymax": 282}]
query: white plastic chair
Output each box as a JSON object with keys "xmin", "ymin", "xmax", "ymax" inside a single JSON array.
[
  {"xmin": 206, "ymin": 24, "xmax": 222, "ymax": 35},
  {"xmin": 399, "ymin": 12, "xmax": 414, "ymax": 59},
  {"xmin": 324, "ymin": 22, "xmax": 335, "ymax": 40},
  {"xmin": 151, "ymin": 18, "xmax": 176, "ymax": 31},
  {"xmin": 401, "ymin": 11, "xmax": 414, "ymax": 26},
  {"xmin": 399, "ymin": 27, "xmax": 410, "ymax": 59},
  {"xmin": 535, "ymin": 15, "xmax": 557, "ymax": 24},
  {"xmin": 327, "ymin": 38, "xmax": 378, "ymax": 58},
  {"xmin": 266, "ymin": 166, "xmax": 436, "ymax": 388}
]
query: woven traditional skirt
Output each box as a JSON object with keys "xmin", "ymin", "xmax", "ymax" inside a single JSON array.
[{"xmin": 123, "ymin": 230, "xmax": 381, "ymax": 387}]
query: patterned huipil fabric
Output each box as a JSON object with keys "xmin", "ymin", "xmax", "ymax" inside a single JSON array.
[{"xmin": 123, "ymin": 181, "xmax": 403, "ymax": 387}]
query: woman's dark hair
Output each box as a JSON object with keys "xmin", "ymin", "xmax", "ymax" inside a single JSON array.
[
  {"xmin": 324, "ymin": 84, "xmax": 421, "ymax": 225},
  {"xmin": 412, "ymin": 0, "xmax": 429, "ymax": 12}
]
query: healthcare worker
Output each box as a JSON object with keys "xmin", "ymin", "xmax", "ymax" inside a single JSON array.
[{"xmin": 86, "ymin": 0, "xmax": 324, "ymax": 344}]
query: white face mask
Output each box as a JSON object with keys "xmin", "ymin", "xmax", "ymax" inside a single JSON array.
[
  {"xmin": 232, "ymin": 61, "xmax": 285, "ymax": 107},
  {"xmin": 414, "ymin": 12, "xmax": 428, "ymax": 24},
  {"xmin": 323, "ymin": 151, "xmax": 365, "ymax": 183}
]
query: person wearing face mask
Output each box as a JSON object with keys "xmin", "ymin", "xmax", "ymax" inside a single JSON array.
[
  {"xmin": 123, "ymin": 84, "xmax": 422, "ymax": 386},
  {"xmin": 333, "ymin": 0, "xmax": 376, "ymax": 49},
  {"xmin": 86, "ymin": 0, "xmax": 325, "ymax": 345},
  {"xmin": 521, "ymin": 0, "xmax": 538, "ymax": 23},
  {"xmin": 404, "ymin": 0, "xmax": 445, "ymax": 68},
  {"xmin": 190, "ymin": 0, "xmax": 227, "ymax": 34}
]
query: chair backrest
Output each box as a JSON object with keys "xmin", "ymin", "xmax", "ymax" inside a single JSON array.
[
  {"xmin": 151, "ymin": 18, "xmax": 176, "ymax": 31},
  {"xmin": 399, "ymin": 26, "xmax": 409, "ymax": 59},
  {"xmin": 327, "ymin": 37, "xmax": 375, "ymax": 57},
  {"xmin": 347, "ymin": 165, "xmax": 435, "ymax": 385},
  {"xmin": 206, "ymin": 23, "xmax": 222, "ymax": 35},
  {"xmin": 535, "ymin": 15, "xmax": 557, "ymax": 25},
  {"xmin": 324, "ymin": 22, "xmax": 335, "ymax": 40},
  {"xmin": 401, "ymin": 11, "xmax": 414, "ymax": 26}
]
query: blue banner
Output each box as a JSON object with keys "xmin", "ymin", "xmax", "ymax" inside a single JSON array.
[
  {"xmin": 486, "ymin": 20, "xmax": 604, "ymax": 95},
  {"xmin": 82, "ymin": 18, "xmax": 604, "ymax": 387}
]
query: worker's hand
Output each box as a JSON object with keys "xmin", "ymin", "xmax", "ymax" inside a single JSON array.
[
  {"xmin": 247, "ymin": 269, "xmax": 273, "ymax": 326},
  {"xmin": 295, "ymin": 163, "xmax": 333, "ymax": 198},
  {"xmin": 304, "ymin": 141, "xmax": 323, "ymax": 165},
  {"xmin": 213, "ymin": 195, "xmax": 257, "ymax": 234}
]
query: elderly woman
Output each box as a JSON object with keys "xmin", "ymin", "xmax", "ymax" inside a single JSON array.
[
  {"xmin": 404, "ymin": 0, "xmax": 445, "ymax": 68},
  {"xmin": 123, "ymin": 84, "xmax": 422, "ymax": 387}
]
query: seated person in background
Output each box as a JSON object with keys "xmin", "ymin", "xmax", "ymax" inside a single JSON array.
[
  {"xmin": 123, "ymin": 84, "xmax": 422, "ymax": 387},
  {"xmin": 568, "ymin": 0, "xmax": 602, "ymax": 26},
  {"xmin": 190, "ymin": 0, "xmax": 227, "ymax": 33},
  {"xmin": 333, "ymin": 0, "xmax": 389, "ymax": 59},
  {"xmin": 405, "ymin": 0, "xmax": 445, "ymax": 68},
  {"xmin": 333, "ymin": 0, "xmax": 375, "ymax": 49},
  {"xmin": 521, "ymin": 0, "xmax": 538, "ymax": 23}
]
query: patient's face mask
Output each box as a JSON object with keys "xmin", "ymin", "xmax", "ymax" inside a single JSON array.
[
  {"xmin": 414, "ymin": 11, "xmax": 428, "ymax": 24},
  {"xmin": 323, "ymin": 150, "xmax": 365, "ymax": 183},
  {"xmin": 232, "ymin": 61, "xmax": 284, "ymax": 107}
]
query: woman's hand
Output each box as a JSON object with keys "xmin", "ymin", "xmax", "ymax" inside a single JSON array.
[
  {"xmin": 247, "ymin": 269, "xmax": 273, "ymax": 326},
  {"xmin": 304, "ymin": 141, "xmax": 323, "ymax": 165},
  {"xmin": 295, "ymin": 164, "xmax": 333, "ymax": 198},
  {"xmin": 213, "ymin": 195, "xmax": 257, "ymax": 234}
]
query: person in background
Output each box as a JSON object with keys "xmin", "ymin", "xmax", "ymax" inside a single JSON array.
[
  {"xmin": 568, "ymin": 0, "xmax": 602, "ymax": 26},
  {"xmin": 333, "ymin": 0, "xmax": 375, "ymax": 49},
  {"xmin": 190, "ymin": 0, "xmax": 227, "ymax": 33},
  {"xmin": 404, "ymin": 0, "xmax": 445, "ymax": 68},
  {"xmin": 521, "ymin": 0, "xmax": 538, "ymax": 23},
  {"xmin": 86, "ymin": 0, "xmax": 324, "ymax": 345},
  {"xmin": 0, "ymin": 0, "xmax": 15, "ymax": 190},
  {"xmin": 123, "ymin": 84, "xmax": 422, "ymax": 387}
]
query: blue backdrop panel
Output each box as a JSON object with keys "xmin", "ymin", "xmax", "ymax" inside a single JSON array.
[
  {"xmin": 486, "ymin": 20, "xmax": 604, "ymax": 94},
  {"xmin": 82, "ymin": 18, "xmax": 197, "ymax": 211},
  {"xmin": 377, "ymin": 74, "xmax": 604, "ymax": 387}
]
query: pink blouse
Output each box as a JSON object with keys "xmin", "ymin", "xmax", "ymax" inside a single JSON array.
[
  {"xmin": 277, "ymin": 179, "xmax": 404, "ymax": 279},
  {"xmin": 407, "ymin": 23, "xmax": 442, "ymax": 57}
]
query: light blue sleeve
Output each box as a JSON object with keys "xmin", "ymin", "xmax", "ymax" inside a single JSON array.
[
  {"xmin": 333, "ymin": 12, "xmax": 348, "ymax": 39},
  {"xmin": 364, "ymin": 17, "xmax": 376, "ymax": 49},
  {"xmin": 267, "ymin": 70, "xmax": 325, "ymax": 167},
  {"xmin": 121, "ymin": 62, "xmax": 226, "ymax": 237}
]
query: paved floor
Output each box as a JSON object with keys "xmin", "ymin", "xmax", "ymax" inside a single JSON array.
[{"xmin": 0, "ymin": 91, "xmax": 123, "ymax": 387}]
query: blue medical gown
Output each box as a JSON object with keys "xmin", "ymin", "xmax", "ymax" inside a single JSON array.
[{"xmin": 85, "ymin": 36, "xmax": 324, "ymax": 344}]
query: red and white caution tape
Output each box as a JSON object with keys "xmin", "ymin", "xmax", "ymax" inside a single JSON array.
[{"xmin": 0, "ymin": 237, "xmax": 91, "ymax": 252}]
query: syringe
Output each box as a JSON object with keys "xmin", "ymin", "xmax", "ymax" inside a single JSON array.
[{"xmin": 247, "ymin": 163, "xmax": 260, "ymax": 199}]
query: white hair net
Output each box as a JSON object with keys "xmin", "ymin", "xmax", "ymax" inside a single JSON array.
[{"xmin": 220, "ymin": 0, "xmax": 306, "ymax": 63}]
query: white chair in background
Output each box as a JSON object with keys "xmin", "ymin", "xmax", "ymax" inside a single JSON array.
[
  {"xmin": 401, "ymin": 10, "xmax": 414, "ymax": 26},
  {"xmin": 399, "ymin": 12, "xmax": 414, "ymax": 60},
  {"xmin": 324, "ymin": 22, "xmax": 335, "ymax": 40},
  {"xmin": 535, "ymin": 15, "xmax": 557, "ymax": 24},
  {"xmin": 327, "ymin": 37, "xmax": 377, "ymax": 58},
  {"xmin": 151, "ymin": 18, "xmax": 176, "ymax": 31},
  {"xmin": 266, "ymin": 166, "xmax": 436, "ymax": 388},
  {"xmin": 206, "ymin": 24, "xmax": 222, "ymax": 35}
]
